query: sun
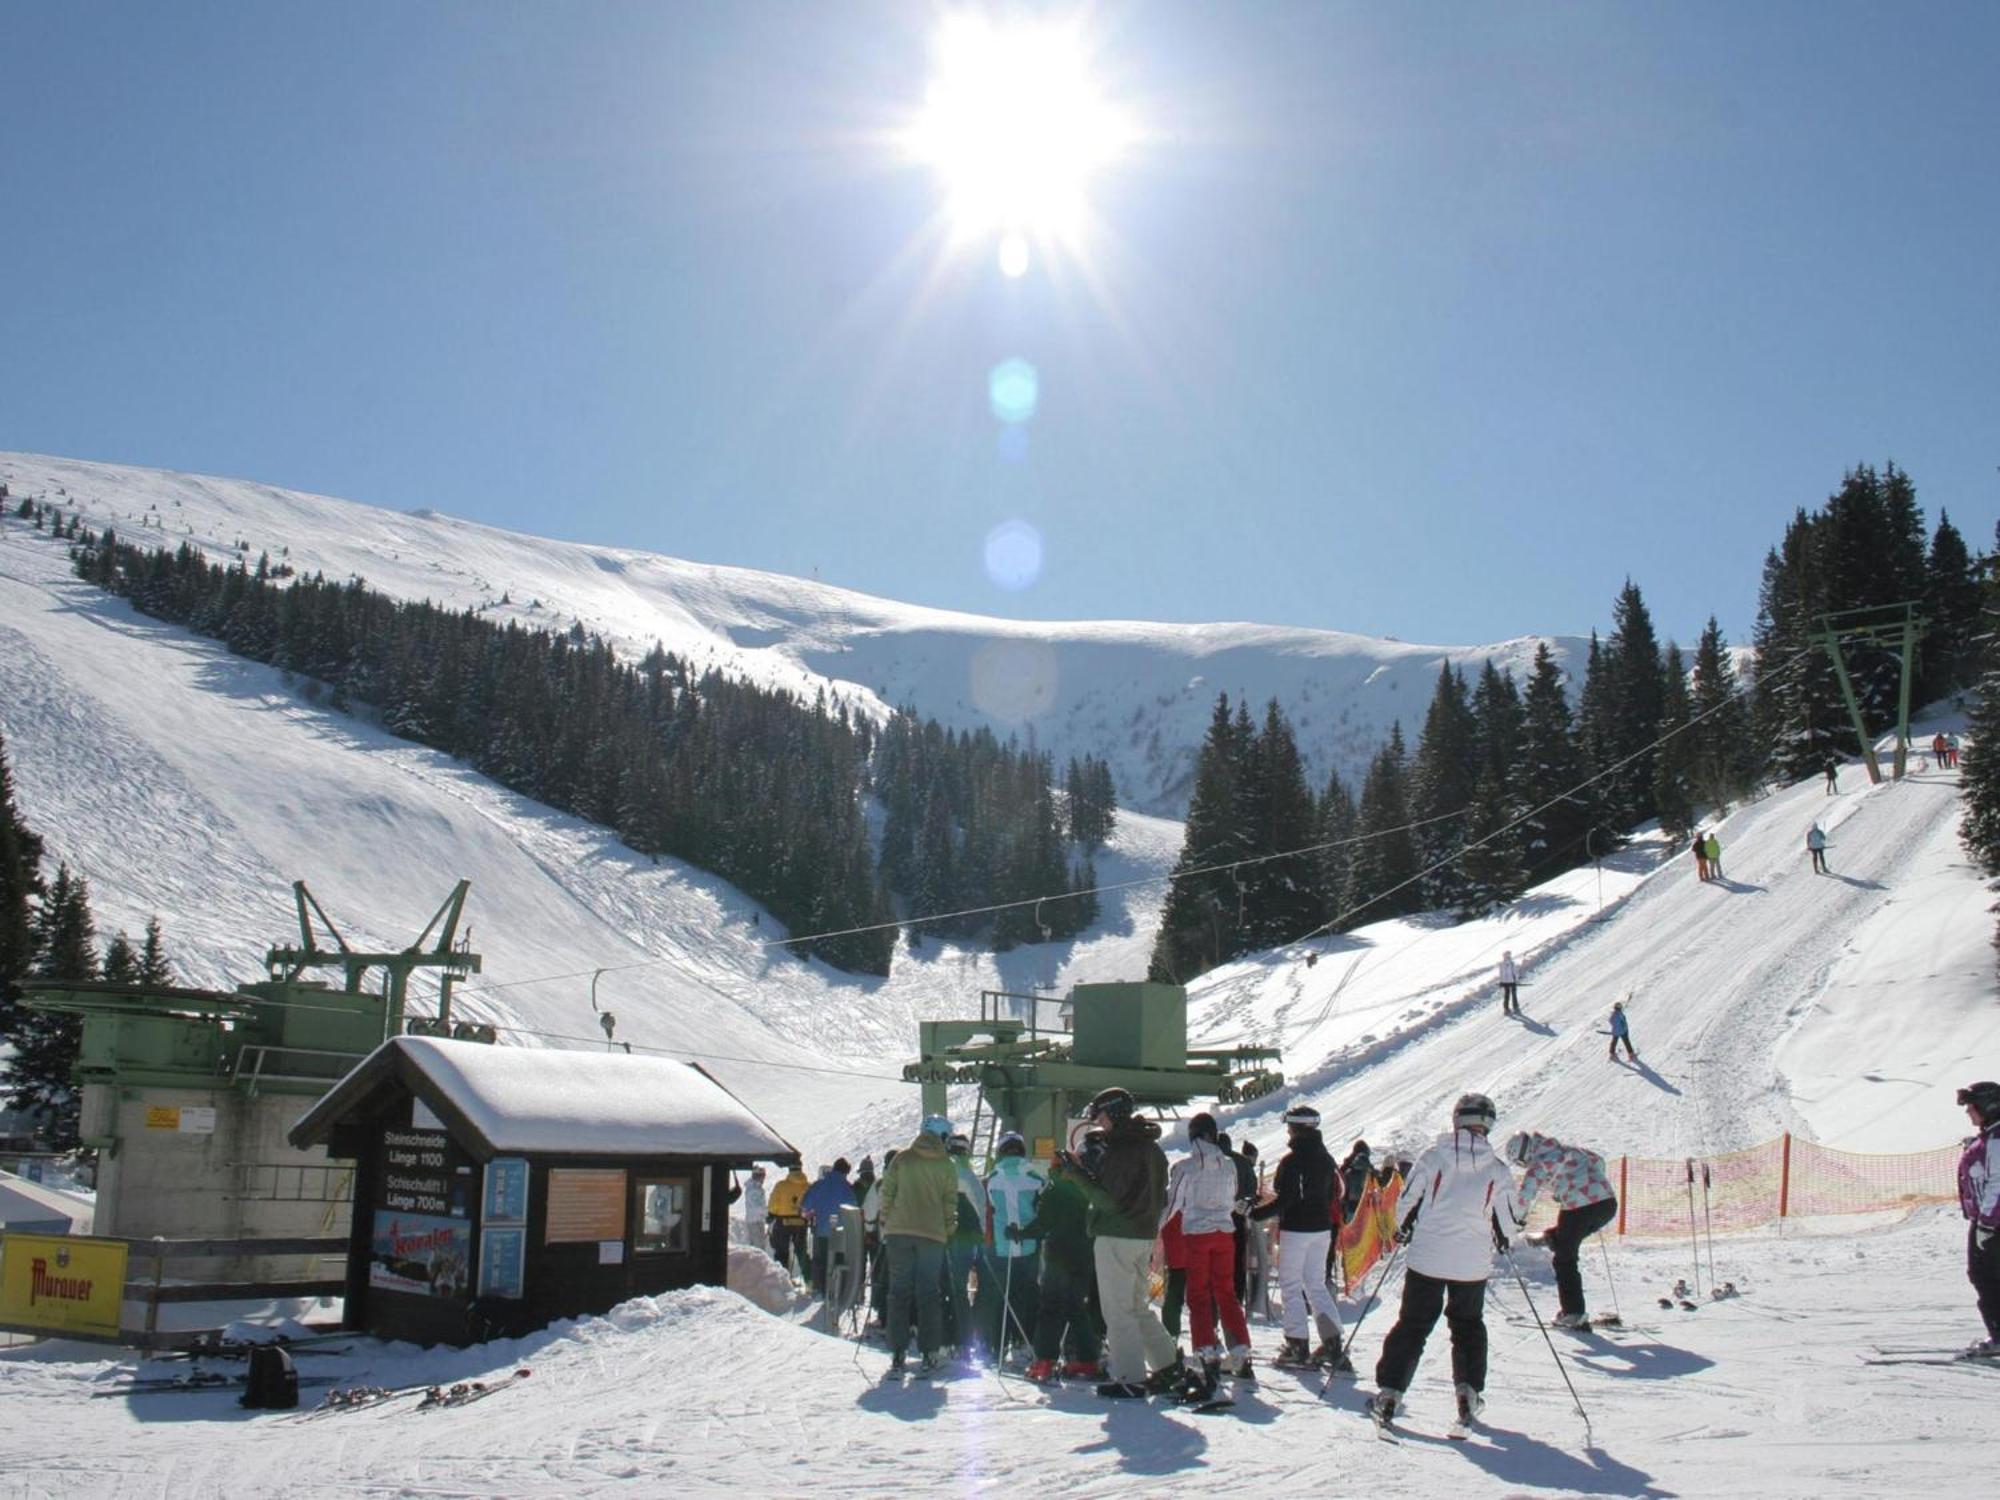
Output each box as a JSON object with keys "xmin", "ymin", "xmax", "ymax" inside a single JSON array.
[{"xmin": 906, "ymin": 14, "xmax": 1131, "ymax": 250}]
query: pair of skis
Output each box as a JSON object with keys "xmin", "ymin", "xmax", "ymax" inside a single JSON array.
[
  {"xmin": 1862, "ymin": 1346, "xmax": 2000, "ymax": 1369},
  {"xmin": 92, "ymin": 1371, "xmax": 338, "ymax": 1398},
  {"xmin": 294, "ymin": 1366, "xmax": 533, "ymax": 1418}
]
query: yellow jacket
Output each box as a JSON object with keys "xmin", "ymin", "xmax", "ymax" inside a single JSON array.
[{"xmin": 766, "ymin": 1168, "xmax": 809, "ymax": 1224}]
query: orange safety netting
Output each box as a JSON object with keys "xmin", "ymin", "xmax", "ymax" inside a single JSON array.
[{"xmin": 1603, "ymin": 1135, "xmax": 1958, "ymax": 1238}]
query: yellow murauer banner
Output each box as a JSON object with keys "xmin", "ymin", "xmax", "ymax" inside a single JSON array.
[{"xmin": 0, "ymin": 1233, "xmax": 128, "ymax": 1339}]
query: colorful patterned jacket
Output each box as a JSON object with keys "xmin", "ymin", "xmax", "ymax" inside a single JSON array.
[
  {"xmin": 1517, "ymin": 1132, "xmax": 1616, "ymax": 1212},
  {"xmin": 1960, "ymin": 1123, "xmax": 2000, "ymax": 1231}
]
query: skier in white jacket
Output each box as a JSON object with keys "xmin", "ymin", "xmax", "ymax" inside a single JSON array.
[{"xmin": 1368, "ymin": 1093, "xmax": 1526, "ymax": 1430}]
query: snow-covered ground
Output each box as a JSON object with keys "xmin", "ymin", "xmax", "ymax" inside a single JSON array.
[
  {"xmin": 1, "ymin": 1208, "xmax": 1990, "ymax": 1498},
  {"xmin": 2, "ymin": 451, "xmax": 1997, "ymax": 1494}
]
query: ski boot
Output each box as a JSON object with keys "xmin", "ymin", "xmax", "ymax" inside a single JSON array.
[
  {"xmin": 1312, "ymin": 1338, "xmax": 1356, "ymax": 1375},
  {"xmin": 1096, "ymin": 1379, "xmax": 1149, "ymax": 1399},
  {"xmin": 1965, "ymin": 1337, "xmax": 2000, "ymax": 1359},
  {"xmin": 1063, "ymin": 1360, "xmax": 1103, "ymax": 1381},
  {"xmin": 1272, "ymin": 1336, "xmax": 1314, "ymax": 1369},
  {"xmin": 1143, "ymin": 1353, "xmax": 1188, "ymax": 1396},
  {"xmin": 1551, "ymin": 1309, "xmax": 1591, "ymax": 1331},
  {"xmin": 1173, "ymin": 1358, "xmax": 1219, "ymax": 1405},
  {"xmin": 915, "ymin": 1354, "xmax": 941, "ymax": 1379},
  {"xmin": 1366, "ymin": 1387, "xmax": 1400, "ymax": 1427},
  {"xmin": 1455, "ymin": 1382, "xmax": 1485, "ymax": 1426},
  {"xmin": 1227, "ymin": 1344, "xmax": 1257, "ymax": 1385},
  {"xmin": 1025, "ymin": 1358, "xmax": 1058, "ymax": 1384}
]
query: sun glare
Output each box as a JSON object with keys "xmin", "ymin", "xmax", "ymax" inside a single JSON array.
[{"xmin": 908, "ymin": 15, "xmax": 1129, "ymax": 247}]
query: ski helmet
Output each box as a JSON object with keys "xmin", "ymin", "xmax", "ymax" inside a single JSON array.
[
  {"xmin": 1503, "ymin": 1131, "xmax": 1532, "ymax": 1166},
  {"xmin": 832, "ymin": 1158, "xmax": 851, "ymax": 1176},
  {"xmin": 996, "ymin": 1131, "xmax": 1027, "ymax": 1157},
  {"xmin": 1188, "ymin": 1112, "xmax": 1218, "ymax": 1143},
  {"xmin": 1086, "ymin": 1087, "xmax": 1136, "ymax": 1123},
  {"xmin": 947, "ymin": 1133, "xmax": 971, "ymax": 1156},
  {"xmin": 921, "ymin": 1114, "xmax": 953, "ymax": 1139},
  {"xmin": 1453, "ymin": 1092, "xmax": 1498, "ymax": 1131},
  {"xmin": 1959, "ymin": 1081, "xmax": 2000, "ymax": 1124},
  {"xmin": 1282, "ymin": 1104, "xmax": 1321, "ymax": 1130}
]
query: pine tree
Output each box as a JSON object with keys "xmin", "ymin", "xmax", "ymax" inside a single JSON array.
[
  {"xmin": 138, "ymin": 917, "xmax": 173, "ymax": 986},
  {"xmin": 1689, "ymin": 618, "xmax": 1759, "ymax": 810},
  {"xmin": 1236, "ymin": 701, "xmax": 1321, "ymax": 949},
  {"xmin": 1149, "ymin": 696, "xmax": 1249, "ymax": 982},
  {"xmin": 1456, "ymin": 765, "xmax": 1527, "ymax": 918},
  {"xmin": 1921, "ymin": 511, "xmax": 1983, "ymax": 704},
  {"xmin": 1651, "ymin": 643, "xmax": 1697, "ymax": 840},
  {"xmin": 1344, "ymin": 725, "xmax": 1418, "ymax": 926},
  {"xmin": 0, "ymin": 731, "xmax": 44, "ymax": 1002},
  {"xmin": 101, "ymin": 933, "xmax": 140, "ymax": 983},
  {"xmin": 2, "ymin": 864, "xmax": 98, "ymax": 1146},
  {"xmin": 1409, "ymin": 665, "xmax": 1479, "ymax": 911},
  {"xmin": 1315, "ymin": 769, "xmax": 1357, "ymax": 927},
  {"xmin": 1602, "ymin": 580, "xmax": 1664, "ymax": 828},
  {"xmin": 1518, "ymin": 643, "xmax": 1588, "ymax": 884}
]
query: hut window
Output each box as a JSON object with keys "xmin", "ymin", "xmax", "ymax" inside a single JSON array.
[{"xmin": 635, "ymin": 1177, "xmax": 692, "ymax": 1255}]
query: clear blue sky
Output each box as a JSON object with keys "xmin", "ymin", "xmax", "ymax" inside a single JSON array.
[{"xmin": 4, "ymin": 2, "xmax": 1996, "ymax": 650}]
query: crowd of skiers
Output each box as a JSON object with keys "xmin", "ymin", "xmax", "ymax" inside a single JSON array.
[
  {"xmin": 736, "ymin": 1074, "xmax": 2000, "ymax": 1421},
  {"xmin": 743, "ymin": 1089, "xmax": 1624, "ymax": 1422}
]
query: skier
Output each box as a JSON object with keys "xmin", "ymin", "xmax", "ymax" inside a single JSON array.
[
  {"xmin": 1946, "ymin": 732, "xmax": 1961, "ymax": 769},
  {"xmin": 1020, "ymin": 1151, "xmax": 1104, "ymax": 1382},
  {"xmin": 1496, "ymin": 951, "xmax": 1521, "ymax": 1015},
  {"xmin": 1078, "ymin": 1086, "xmax": 1183, "ymax": 1398},
  {"xmin": 1163, "ymin": 1112, "xmax": 1255, "ymax": 1395},
  {"xmin": 1693, "ymin": 832, "xmax": 1711, "ymax": 882},
  {"xmin": 1824, "ymin": 754, "xmax": 1839, "ymax": 795},
  {"xmin": 1933, "ymin": 732, "xmax": 1948, "ymax": 770},
  {"xmin": 1957, "ymin": 1081, "xmax": 2000, "ymax": 1355},
  {"xmin": 945, "ymin": 1134, "xmax": 988, "ymax": 1359},
  {"xmin": 982, "ymin": 1133, "xmax": 1046, "ymax": 1358},
  {"xmin": 802, "ymin": 1160, "xmax": 856, "ymax": 1296},
  {"xmin": 765, "ymin": 1163, "xmax": 810, "ymax": 1282},
  {"xmin": 1340, "ymin": 1140, "xmax": 1374, "ymax": 1225},
  {"xmin": 1703, "ymin": 831, "xmax": 1723, "ymax": 880},
  {"xmin": 1505, "ymin": 1131, "xmax": 1619, "ymax": 1328},
  {"xmin": 1250, "ymin": 1104, "xmax": 1351, "ymax": 1372},
  {"xmin": 1158, "ymin": 1188, "xmax": 1189, "ymax": 1338},
  {"xmin": 1608, "ymin": 999, "xmax": 1638, "ymax": 1062},
  {"xmin": 1217, "ymin": 1131, "xmax": 1258, "ymax": 1308},
  {"xmin": 1369, "ymin": 1093, "xmax": 1527, "ymax": 1431},
  {"xmin": 741, "ymin": 1165, "xmax": 769, "ymax": 1252},
  {"xmin": 1806, "ymin": 823, "xmax": 1829, "ymax": 875},
  {"xmin": 864, "ymin": 1149, "xmax": 897, "ymax": 1324},
  {"xmin": 880, "ymin": 1116, "xmax": 958, "ymax": 1376}
]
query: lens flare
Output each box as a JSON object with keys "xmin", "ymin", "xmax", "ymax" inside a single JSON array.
[
  {"xmin": 988, "ymin": 358, "xmax": 1039, "ymax": 424},
  {"xmin": 997, "ymin": 233, "xmax": 1031, "ymax": 278},
  {"xmin": 983, "ymin": 519, "xmax": 1043, "ymax": 591}
]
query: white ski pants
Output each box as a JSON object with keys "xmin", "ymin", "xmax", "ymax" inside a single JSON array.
[
  {"xmin": 1094, "ymin": 1236, "xmax": 1179, "ymax": 1383},
  {"xmin": 1278, "ymin": 1229, "xmax": 1344, "ymax": 1343}
]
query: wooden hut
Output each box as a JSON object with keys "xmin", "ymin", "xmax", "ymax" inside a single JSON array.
[{"xmin": 289, "ymin": 1036, "xmax": 797, "ymax": 1346}]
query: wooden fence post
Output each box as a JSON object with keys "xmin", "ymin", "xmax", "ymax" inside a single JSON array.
[
  {"xmin": 1778, "ymin": 1133, "xmax": 1792, "ymax": 1220},
  {"xmin": 1617, "ymin": 1156, "xmax": 1628, "ymax": 1235}
]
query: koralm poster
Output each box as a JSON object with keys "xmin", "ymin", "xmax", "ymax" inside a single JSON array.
[{"xmin": 369, "ymin": 1211, "xmax": 472, "ymax": 1298}]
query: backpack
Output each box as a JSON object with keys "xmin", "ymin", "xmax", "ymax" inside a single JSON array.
[{"xmin": 241, "ymin": 1344, "xmax": 299, "ymax": 1410}]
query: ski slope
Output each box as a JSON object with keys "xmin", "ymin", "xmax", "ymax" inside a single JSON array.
[{"xmin": 1191, "ymin": 750, "xmax": 1996, "ymax": 1163}]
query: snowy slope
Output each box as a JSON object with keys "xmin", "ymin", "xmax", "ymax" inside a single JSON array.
[
  {"xmin": 1189, "ymin": 745, "xmax": 1999, "ymax": 1162},
  {"xmin": 0, "ymin": 1209, "xmax": 1991, "ymax": 1498},
  {"xmin": 0, "ymin": 452, "xmax": 1586, "ymax": 815},
  {"xmin": 0, "ymin": 507, "xmax": 1177, "ymax": 1162}
]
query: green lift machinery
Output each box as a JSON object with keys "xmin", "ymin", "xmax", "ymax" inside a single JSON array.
[{"xmin": 904, "ymin": 981, "xmax": 1283, "ymax": 1160}]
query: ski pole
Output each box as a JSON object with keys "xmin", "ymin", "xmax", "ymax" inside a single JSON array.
[
  {"xmin": 1318, "ymin": 1239, "xmax": 1402, "ymax": 1401},
  {"xmin": 1595, "ymin": 1232, "xmax": 1622, "ymax": 1324},
  {"xmin": 1684, "ymin": 1159, "xmax": 1702, "ymax": 1299},
  {"xmin": 1701, "ymin": 1163, "xmax": 1716, "ymax": 1293},
  {"xmin": 1503, "ymin": 1245, "xmax": 1594, "ymax": 1448}
]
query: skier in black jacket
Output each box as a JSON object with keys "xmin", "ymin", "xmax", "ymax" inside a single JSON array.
[
  {"xmin": 1078, "ymin": 1087, "xmax": 1183, "ymax": 1397},
  {"xmin": 1018, "ymin": 1154, "xmax": 1104, "ymax": 1382},
  {"xmin": 1250, "ymin": 1104, "xmax": 1350, "ymax": 1370}
]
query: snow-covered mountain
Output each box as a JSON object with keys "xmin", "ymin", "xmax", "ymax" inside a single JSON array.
[
  {"xmin": 0, "ymin": 453, "xmax": 1585, "ymax": 816},
  {"xmin": 1, "ymin": 450, "xmax": 1990, "ymax": 1173}
]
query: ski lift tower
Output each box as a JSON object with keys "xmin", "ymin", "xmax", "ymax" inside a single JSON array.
[
  {"xmin": 265, "ymin": 878, "xmax": 483, "ymax": 1040},
  {"xmin": 1811, "ymin": 602, "xmax": 1928, "ymax": 783},
  {"xmin": 904, "ymin": 981, "xmax": 1283, "ymax": 1161}
]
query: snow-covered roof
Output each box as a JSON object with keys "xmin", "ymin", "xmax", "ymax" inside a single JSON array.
[
  {"xmin": 290, "ymin": 1036, "xmax": 797, "ymax": 1163},
  {"xmin": 0, "ymin": 1169, "xmax": 95, "ymax": 1234}
]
